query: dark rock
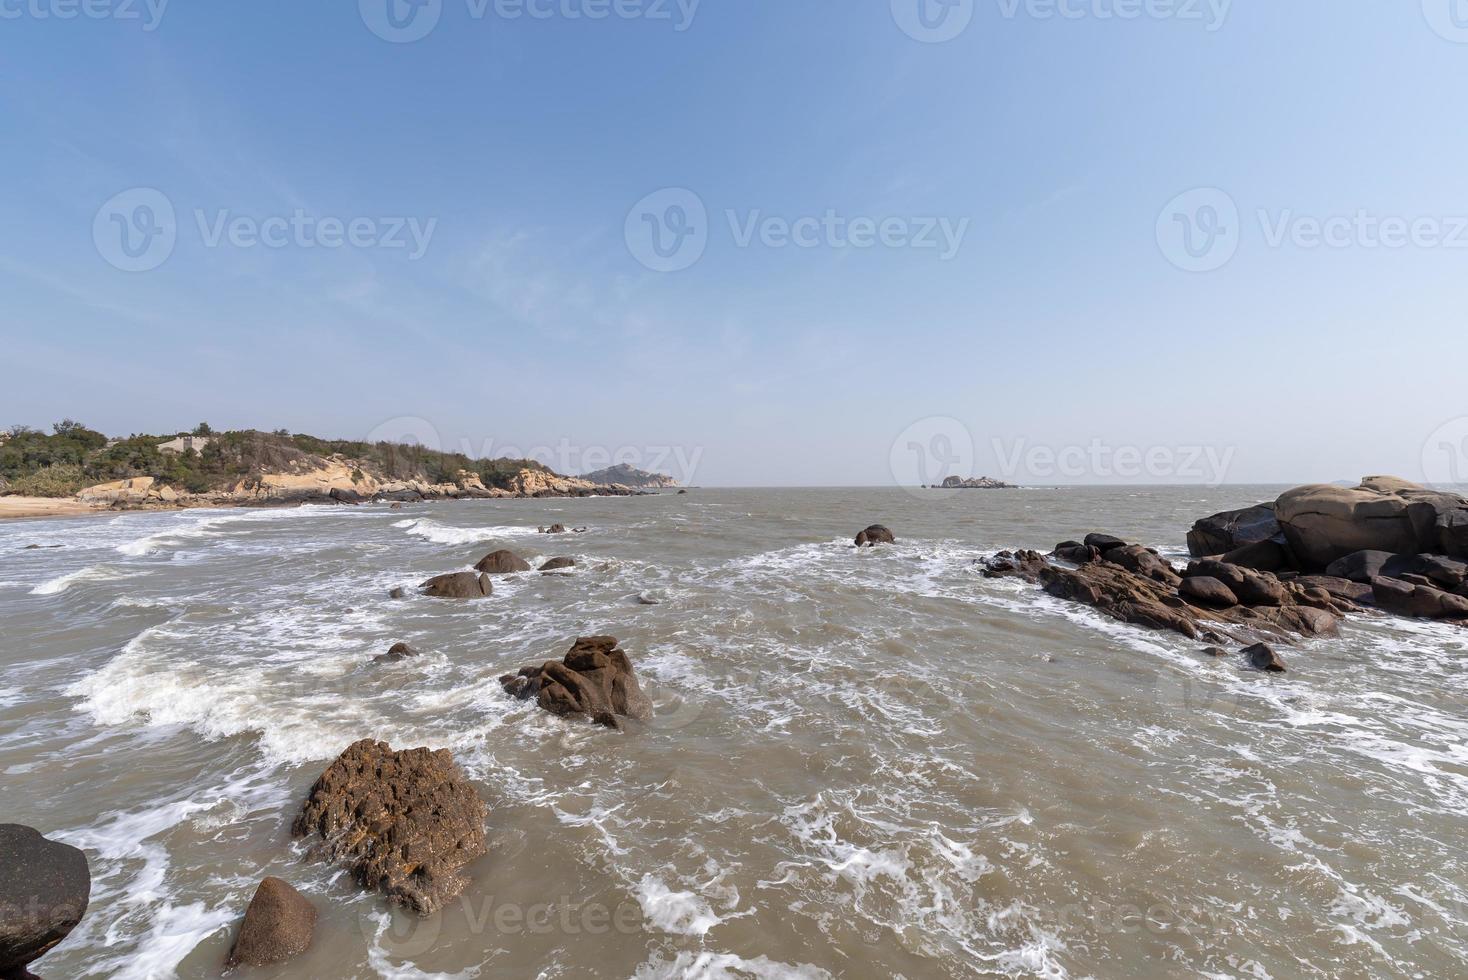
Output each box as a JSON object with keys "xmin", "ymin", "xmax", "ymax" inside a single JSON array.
[
  {"xmin": 0, "ymin": 825, "xmax": 90, "ymax": 980},
  {"xmin": 225, "ymin": 877, "xmax": 316, "ymax": 968},
  {"xmin": 539, "ymin": 557, "xmax": 576, "ymax": 572},
  {"xmin": 329, "ymin": 487, "xmax": 365, "ymax": 505},
  {"xmin": 1185, "ymin": 560, "xmax": 1285, "ymax": 607},
  {"xmin": 540, "ymin": 524, "xmax": 567, "ymax": 534},
  {"xmin": 1242, "ymin": 643, "xmax": 1287, "ymax": 672},
  {"xmin": 1052, "ymin": 543, "xmax": 1102, "ymax": 564},
  {"xmin": 500, "ymin": 636, "xmax": 653, "ymax": 730},
  {"xmin": 1220, "ymin": 537, "xmax": 1293, "ymax": 572},
  {"xmin": 1381, "ymin": 553, "xmax": 1468, "ymax": 589},
  {"xmin": 1295, "ymin": 575, "xmax": 1373, "ymax": 604},
  {"xmin": 1324, "ymin": 550, "xmax": 1395, "ymax": 583},
  {"xmin": 1179, "ymin": 576, "xmax": 1239, "ymax": 608},
  {"xmin": 855, "ymin": 525, "xmax": 895, "ymax": 547},
  {"xmin": 292, "ymin": 740, "xmax": 487, "ymax": 915},
  {"xmin": 1187, "ymin": 503, "xmax": 1281, "ymax": 558},
  {"xmin": 677, "ymin": 489, "xmax": 688, "ymax": 494},
  {"xmin": 388, "ymin": 587, "xmax": 407, "ymax": 600},
  {"xmin": 421, "ymin": 572, "xmax": 492, "ymax": 599},
  {"xmin": 979, "ymin": 550, "xmax": 1047, "ymax": 579},
  {"xmin": 1101, "ymin": 544, "xmax": 1180, "ymax": 585},
  {"xmin": 1371, "ymin": 576, "xmax": 1468, "ymax": 620},
  {"xmin": 475, "ymin": 550, "xmax": 532, "ymax": 575},
  {"xmin": 1201, "ymin": 646, "xmax": 1229, "ymax": 657},
  {"xmin": 390, "ymin": 502, "xmax": 404, "ymax": 510},
  {"xmin": 1084, "ymin": 533, "xmax": 1128, "ymax": 552},
  {"xmin": 373, "ymin": 642, "xmax": 420, "ymax": 665}
]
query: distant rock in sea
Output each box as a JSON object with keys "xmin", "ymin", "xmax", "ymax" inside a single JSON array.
[
  {"xmin": 938, "ymin": 475, "xmax": 1016, "ymax": 489},
  {"xmin": 582, "ymin": 463, "xmax": 680, "ymax": 489}
]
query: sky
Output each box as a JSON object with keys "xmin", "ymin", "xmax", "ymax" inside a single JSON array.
[{"xmin": 2, "ymin": 0, "xmax": 1467, "ymax": 487}]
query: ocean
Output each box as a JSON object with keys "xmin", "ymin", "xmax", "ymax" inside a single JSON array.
[{"xmin": 3, "ymin": 486, "xmax": 1466, "ymax": 978}]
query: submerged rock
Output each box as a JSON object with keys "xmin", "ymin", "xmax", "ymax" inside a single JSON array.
[
  {"xmin": 292, "ymin": 740, "xmax": 487, "ymax": 916},
  {"xmin": 500, "ymin": 636, "xmax": 653, "ymax": 730},
  {"xmin": 0, "ymin": 825, "xmax": 90, "ymax": 980},
  {"xmin": 540, "ymin": 524, "xmax": 567, "ymax": 534},
  {"xmin": 373, "ymin": 642, "xmax": 420, "ymax": 665},
  {"xmin": 474, "ymin": 550, "xmax": 532, "ymax": 575},
  {"xmin": 421, "ymin": 572, "xmax": 492, "ymax": 599},
  {"xmin": 855, "ymin": 525, "xmax": 895, "ymax": 547},
  {"xmin": 225, "ymin": 877, "xmax": 316, "ymax": 968},
  {"xmin": 1242, "ymin": 643, "xmax": 1287, "ymax": 673},
  {"xmin": 539, "ymin": 557, "xmax": 576, "ymax": 572}
]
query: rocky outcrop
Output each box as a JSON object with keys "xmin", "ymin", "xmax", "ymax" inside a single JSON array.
[
  {"xmin": 225, "ymin": 877, "xmax": 316, "ymax": 969},
  {"xmin": 292, "ymin": 740, "xmax": 488, "ymax": 916},
  {"xmin": 0, "ymin": 825, "xmax": 90, "ymax": 980},
  {"xmin": 421, "ymin": 572, "xmax": 491, "ymax": 599},
  {"xmin": 939, "ymin": 475, "xmax": 1015, "ymax": 489},
  {"xmin": 1275, "ymin": 477, "xmax": 1468, "ymax": 569},
  {"xmin": 1370, "ymin": 577, "xmax": 1468, "ymax": 620},
  {"xmin": 581, "ymin": 464, "xmax": 680, "ymax": 489},
  {"xmin": 855, "ymin": 525, "xmax": 895, "ymax": 547},
  {"xmin": 76, "ymin": 476, "xmax": 178, "ymax": 507},
  {"xmin": 500, "ymin": 636, "xmax": 653, "ymax": 730},
  {"xmin": 1187, "ymin": 503, "xmax": 1281, "ymax": 558},
  {"xmin": 474, "ymin": 550, "xmax": 531, "ymax": 575}
]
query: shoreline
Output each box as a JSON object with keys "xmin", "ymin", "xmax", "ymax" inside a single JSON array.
[{"xmin": 0, "ymin": 497, "xmax": 109, "ymax": 521}]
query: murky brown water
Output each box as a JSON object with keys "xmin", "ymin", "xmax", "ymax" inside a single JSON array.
[{"xmin": 3, "ymin": 487, "xmax": 1467, "ymax": 978}]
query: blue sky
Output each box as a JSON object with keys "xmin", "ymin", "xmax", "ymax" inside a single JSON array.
[{"xmin": 3, "ymin": 1, "xmax": 1467, "ymax": 486}]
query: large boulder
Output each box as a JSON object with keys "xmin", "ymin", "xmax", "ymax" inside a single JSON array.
[
  {"xmin": 1101, "ymin": 544, "xmax": 1180, "ymax": 585},
  {"xmin": 1276, "ymin": 477, "xmax": 1468, "ymax": 569},
  {"xmin": 292, "ymin": 740, "xmax": 488, "ymax": 915},
  {"xmin": 421, "ymin": 572, "xmax": 492, "ymax": 599},
  {"xmin": 500, "ymin": 636, "xmax": 653, "ymax": 730},
  {"xmin": 1184, "ymin": 560, "xmax": 1286, "ymax": 607},
  {"xmin": 539, "ymin": 557, "xmax": 576, "ymax": 572},
  {"xmin": 1381, "ymin": 553, "xmax": 1468, "ymax": 589},
  {"xmin": 225, "ymin": 877, "xmax": 316, "ymax": 968},
  {"xmin": 1242, "ymin": 643, "xmax": 1287, "ymax": 673},
  {"xmin": 1179, "ymin": 576, "xmax": 1239, "ymax": 608},
  {"xmin": 0, "ymin": 825, "xmax": 90, "ymax": 980},
  {"xmin": 373, "ymin": 642, "xmax": 420, "ymax": 665},
  {"xmin": 855, "ymin": 525, "xmax": 895, "ymax": 547},
  {"xmin": 474, "ymin": 550, "xmax": 532, "ymax": 575},
  {"xmin": 1324, "ymin": 550, "xmax": 1395, "ymax": 583},
  {"xmin": 1371, "ymin": 577, "xmax": 1468, "ymax": 620},
  {"xmin": 1187, "ymin": 503, "xmax": 1280, "ymax": 557}
]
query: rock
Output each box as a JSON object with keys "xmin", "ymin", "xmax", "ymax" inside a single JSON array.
[
  {"xmin": 1038, "ymin": 563, "xmax": 1200, "ymax": 639},
  {"xmin": 1084, "ymin": 532, "xmax": 1127, "ymax": 552},
  {"xmin": 1371, "ymin": 576, "xmax": 1468, "ymax": 620},
  {"xmin": 1295, "ymin": 575, "xmax": 1373, "ymax": 604},
  {"xmin": 1052, "ymin": 543, "xmax": 1102, "ymax": 564},
  {"xmin": 1220, "ymin": 537, "xmax": 1294, "ymax": 572},
  {"xmin": 475, "ymin": 550, "xmax": 531, "ymax": 575},
  {"xmin": 390, "ymin": 502, "xmax": 404, "ymax": 510},
  {"xmin": 1276, "ymin": 477, "xmax": 1468, "ymax": 568},
  {"xmin": 1242, "ymin": 643, "xmax": 1287, "ymax": 672},
  {"xmin": 0, "ymin": 825, "xmax": 90, "ymax": 980},
  {"xmin": 980, "ymin": 550, "xmax": 1048, "ymax": 579},
  {"xmin": 1381, "ymin": 553, "xmax": 1468, "ymax": 589},
  {"xmin": 1201, "ymin": 646, "xmax": 1229, "ymax": 657},
  {"xmin": 1184, "ymin": 560, "xmax": 1285, "ymax": 607},
  {"xmin": 1101, "ymin": 544, "xmax": 1180, "ymax": 585},
  {"xmin": 1179, "ymin": 576, "xmax": 1239, "ymax": 607},
  {"xmin": 1187, "ymin": 503, "xmax": 1281, "ymax": 558},
  {"xmin": 540, "ymin": 524, "xmax": 567, "ymax": 534},
  {"xmin": 539, "ymin": 557, "xmax": 576, "ymax": 572},
  {"xmin": 421, "ymin": 572, "xmax": 491, "ymax": 599},
  {"xmin": 500, "ymin": 636, "xmax": 653, "ymax": 730},
  {"xmin": 677, "ymin": 489, "xmax": 688, "ymax": 495},
  {"xmin": 329, "ymin": 487, "xmax": 365, "ymax": 505},
  {"xmin": 1324, "ymin": 550, "xmax": 1395, "ymax": 583},
  {"xmin": 225, "ymin": 877, "xmax": 316, "ymax": 968},
  {"xmin": 373, "ymin": 642, "xmax": 420, "ymax": 665},
  {"xmin": 939, "ymin": 475, "xmax": 1016, "ymax": 489},
  {"xmin": 292, "ymin": 740, "xmax": 487, "ymax": 915},
  {"xmin": 388, "ymin": 587, "xmax": 407, "ymax": 600},
  {"xmin": 855, "ymin": 525, "xmax": 895, "ymax": 547}
]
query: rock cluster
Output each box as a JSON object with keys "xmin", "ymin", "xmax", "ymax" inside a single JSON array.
[
  {"xmin": 292, "ymin": 739, "xmax": 488, "ymax": 916},
  {"xmin": 938, "ymin": 475, "xmax": 1016, "ymax": 489},
  {"xmin": 500, "ymin": 636, "xmax": 653, "ymax": 730},
  {"xmin": 0, "ymin": 825, "xmax": 90, "ymax": 980}
]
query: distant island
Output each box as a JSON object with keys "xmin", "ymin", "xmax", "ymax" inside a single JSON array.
[
  {"xmin": 579, "ymin": 463, "xmax": 680, "ymax": 489},
  {"xmin": 933, "ymin": 475, "xmax": 1017, "ymax": 489},
  {"xmin": 0, "ymin": 421, "xmax": 648, "ymax": 518}
]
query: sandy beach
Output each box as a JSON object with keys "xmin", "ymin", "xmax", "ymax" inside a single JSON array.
[{"xmin": 0, "ymin": 497, "xmax": 105, "ymax": 520}]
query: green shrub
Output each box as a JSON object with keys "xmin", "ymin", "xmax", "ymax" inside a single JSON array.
[{"xmin": 10, "ymin": 463, "xmax": 87, "ymax": 498}]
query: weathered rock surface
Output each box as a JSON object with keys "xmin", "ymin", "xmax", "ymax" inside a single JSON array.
[
  {"xmin": 225, "ymin": 877, "xmax": 316, "ymax": 968},
  {"xmin": 855, "ymin": 525, "xmax": 895, "ymax": 547},
  {"xmin": 475, "ymin": 550, "xmax": 531, "ymax": 575},
  {"xmin": 0, "ymin": 825, "xmax": 90, "ymax": 980},
  {"xmin": 1371, "ymin": 577, "xmax": 1468, "ymax": 620},
  {"xmin": 1275, "ymin": 477, "xmax": 1468, "ymax": 569},
  {"xmin": 1187, "ymin": 503, "xmax": 1281, "ymax": 558},
  {"xmin": 1325, "ymin": 550, "xmax": 1395, "ymax": 583},
  {"xmin": 421, "ymin": 572, "xmax": 491, "ymax": 599},
  {"xmin": 292, "ymin": 740, "xmax": 487, "ymax": 915},
  {"xmin": 1179, "ymin": 576, "xmax": 1239, "ymax": 608},
  {"xmin": 539, "ymin": 557, "xmax": 576, "ymax": 572},
  {"xmin": 1242, "ymin": 643, "xmax": 1287, "ymax": 673},
  {"xmin": 500, "ymin": 636, "xmax": 653, "ymax": 730}
]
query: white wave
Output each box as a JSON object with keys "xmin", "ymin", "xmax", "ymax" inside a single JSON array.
[
  {"xmin": 635, "ymin": 875, "xmax": 724, "ymax": 937},
  {"xmin": 633, "ymin": 952, "xmax": 832, "ymax": 980},
  {"xmin": 395, "ymin": 519, "xmax": 544, "ymax": 546},
  {"xmin": 365, "ymin": 910, "xmax": 484, "ymax": 980},
  {"xmin": 30, "ymin": 564, "xmax": 126, "ymax": 596}
]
